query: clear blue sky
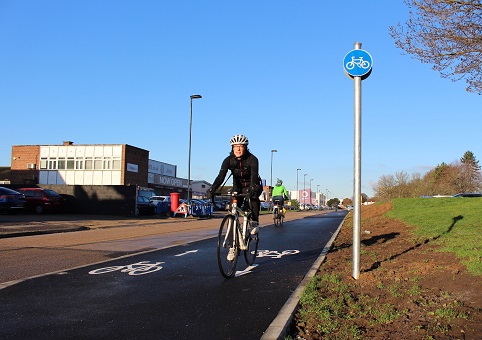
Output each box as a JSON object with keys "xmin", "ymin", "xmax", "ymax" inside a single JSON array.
[{"xmin": 1, "ymin": 1, "xmax": 480, "ymax": 200}]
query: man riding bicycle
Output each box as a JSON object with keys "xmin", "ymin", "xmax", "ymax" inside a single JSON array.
[{"xmin": 271, "ymin": 178, "xmax": 289, "ymax": 215}]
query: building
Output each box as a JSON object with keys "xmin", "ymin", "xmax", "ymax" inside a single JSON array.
[
  {"xmin": 11, "ymin": 141, "xmax": 147, "ymax": 186},
  {"xmin": 9, "ymin": 141, "xmax": 200, "ymax": 199}
]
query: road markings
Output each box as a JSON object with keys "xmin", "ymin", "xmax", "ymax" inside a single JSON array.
[
  {"xmin": 175, "ymin": 250, "xmax": 199, "ymax": 257},
  {"xmin": 235, "ymin": 264, "xmax": 259, "ymax": 277}
]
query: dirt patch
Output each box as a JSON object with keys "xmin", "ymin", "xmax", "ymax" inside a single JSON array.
[{"xmin": 291, "ymin": 203, "xmax": 482, "ymax": 339}]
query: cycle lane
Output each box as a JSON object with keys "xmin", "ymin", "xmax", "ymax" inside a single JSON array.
[{"xmin": 0, "ymin": 211, "xmax": 347, "ymax": 339}]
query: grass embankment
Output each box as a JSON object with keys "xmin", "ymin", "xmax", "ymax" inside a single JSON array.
[
  {"xmin": 387, "ymin": 197, "xmax": 482, "ymax": 276},
  {"xmin": 291, "ymin": 198, "xmax": 482, "ymax": 339}
]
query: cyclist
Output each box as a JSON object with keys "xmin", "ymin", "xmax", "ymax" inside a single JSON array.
[
  {"xmin": 207, "ymin": 134, "xmax": 262, "ymax": 241},
  {"xmin": 271, "ymin": 178, "xmax": 289, "ymax": 215}
]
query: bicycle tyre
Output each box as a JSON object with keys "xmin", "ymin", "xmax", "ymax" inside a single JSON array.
[
  {"xmin": 279, "ymin": 214, "xmax": 284, "ymax": 226},
  {"xmin": 244, "ymin": 218, "xmax": 259, "ymax": 265},
  {"xmin": 217, "ymin": 215, "xmax": 239, "ymax": 278},
  {"xmin": 273, "ymin": 207, "xmax": 280, "ymax": 226}
]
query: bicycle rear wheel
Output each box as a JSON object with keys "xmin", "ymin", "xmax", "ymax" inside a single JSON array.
[
  {"xmin": 273, "ymin": 207, "xmax": 280, "ymax": 226},
  {"xmin": 217, "ymin": 215, "xmax": 239, "ymax": 278},
  {"xmin": 244, "ymin": 219, "xmax": 259, "ymax": 265}
]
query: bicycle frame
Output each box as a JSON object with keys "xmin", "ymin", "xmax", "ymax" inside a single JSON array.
[
  {"xmin": 215, "ymin": 192, "xmax": 258, "ymax": 278},
  {"xmin": 223, "ymin": 195, "xmax": 251, "ymax": 250},
  {"xmin": 272, "ymin": 200, "xmax": 281, "ymax": 215}
]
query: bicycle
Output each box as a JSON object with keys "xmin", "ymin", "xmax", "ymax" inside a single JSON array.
[
  {"xmin": 272, "ymin": 199, "xmax": 284, "ymax": 226},
  {"xmin": 213, "ymin": 192, "xmax": 259, "ymax": 278},
  {"xmin": 345, "ymin": 56, "xmax": 370, "ymax": 70}
]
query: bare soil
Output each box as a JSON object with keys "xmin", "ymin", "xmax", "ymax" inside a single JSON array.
[{"xmin": 291, "ymin": 203, "xmax": 482, "ymax": 339}]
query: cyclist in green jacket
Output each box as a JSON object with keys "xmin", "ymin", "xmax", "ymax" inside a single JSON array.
[{"xmin": 271, "ymin": 178, "xmax": 289, "ymax": 214}]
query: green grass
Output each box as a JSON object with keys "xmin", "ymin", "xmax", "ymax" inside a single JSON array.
[
  {"xmin": 294, "ymin": 199, "xmax": 481, "ymax": 338},
  {"xmin": 386, "ymin": 197, "xmax": 482, "ymax": 276}
]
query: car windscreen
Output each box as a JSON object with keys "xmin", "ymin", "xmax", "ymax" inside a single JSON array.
[{"xmin": 44, "ymin": 190, "xmax": 61, "ymax": 197}]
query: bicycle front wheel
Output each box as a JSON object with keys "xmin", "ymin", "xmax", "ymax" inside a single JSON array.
[
  {"xmin": 244, "ymin": 218, "xmax": 259, "ymax": 265},
  {"xmin": 217, "ymin": 215, "xmax": 239, "ymax": 278}
]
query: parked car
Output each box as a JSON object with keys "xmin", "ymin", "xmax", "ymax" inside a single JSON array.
[
  {"xmin": 452, "ymin": 193, "xmax": 482, "ymax": 197},
  {"xmin": 260, "ymin": 202, "xmax": 270, "ymax": 211},
  {"xmin": 149, "ymin": 195, "xmax": 172, "ymax": 215},
  {"xmin": 17, "ymin": 188, "xmax": 63, "ymax": 214},
  {"xmin": 149, "ymin": 196, "xmax": 170, "ymax": 205},
  {"xmin": 0, "ymin": 186, "xmax": 26, "ymax": 214},
  {"xmin": 136, "ymin": 195, "xmax": 156, "ymax": 215}
]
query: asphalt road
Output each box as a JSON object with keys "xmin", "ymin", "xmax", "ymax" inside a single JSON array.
[{"xmin": 0, "ymin": 210, "xmax": 347, "ymax": 339}]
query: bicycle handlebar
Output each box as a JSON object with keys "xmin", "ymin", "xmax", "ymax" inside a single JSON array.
[{"xmin": 210, "ymin": 192, "xmax": 252, "ymax": 210}]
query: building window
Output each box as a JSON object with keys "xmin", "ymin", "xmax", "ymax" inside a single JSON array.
[
  {"xmin": 58, "ymin": 158, "xmax": 66, "ymax": 169},
  {"xmin": 76, "ymin": 159, "xmax": 84, "ymax": 170},
  {"xmin": 103, "ymin": 158, "xmax": 111, "ymax": 170},
  {"xmin": 40, "ymin": 158, "xmax": 48, "ymax": 170},
  {"xmin": 94, "ymin": 157, "xmax": 102, "ymax": 169},
  {"xmin": 48, "ymin": 160, "xmax": 57, "ymax": 170},
  {"xmin": 85, "ymin": 158, "xmax": 93, "ymax": 170},
  {"xmin": 67, "ymin": 158, "xmax": 75, "ymax": 169},
  {"xmin": 113, "ymin": 158, "xmax": 121, "ymax": 170}
]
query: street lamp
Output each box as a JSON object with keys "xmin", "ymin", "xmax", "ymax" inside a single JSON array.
[
  {"xmin": 310, "ymin": 179, "xmax": 313, "ymax": 205},
  {"xmin": 270, "ymin": 150, "xmax": 277, "ymax": 188},
  {"xmin": 296, "ymin": 168, "xmax": 301, "ymax": 207},
  {"xmin": 303, "ymin": 174, "xmax": 307, "ymax": 206},
  {"xmin": 188, "ymin": 94, "xmax": 202, "ymax": 203},
  {"xmin": 316, "ymin": 184, "xmax": 320, "ymax": 206}
]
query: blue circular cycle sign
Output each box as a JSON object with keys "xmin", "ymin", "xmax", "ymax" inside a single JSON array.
[{"xmin": 343, "ymin": 49, "xmax": 373, "ymax": 78}]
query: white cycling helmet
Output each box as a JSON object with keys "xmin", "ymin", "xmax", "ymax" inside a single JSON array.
[{"xmin": 229, "ymin": 134, "xmax": 249, "ymax": 146}]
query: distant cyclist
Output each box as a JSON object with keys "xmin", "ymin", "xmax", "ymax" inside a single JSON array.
[
  {"xmin": 271, "ymin": 178, "xmax": 289, "ymax": 215},
  {"xmin": 207, "ymin": 134, "xmax": 262, "ymax": 234}
]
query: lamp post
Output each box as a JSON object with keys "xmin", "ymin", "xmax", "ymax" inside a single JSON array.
[
  {"xmin": 310, "ymin": 179, "xmax": 313, "ymax": 206},
  {"xmin": 188, "ymin": 94, "xmax": 202, "ymax": 203},
  {"xmin": 316, "ymin": 184, "xmax": 320, "ymax": 206},
  {"xmin": 296, "ymin": 168, "xmax": 301, "ymax": 207},
  {"xmin": 270, "ymin": 150, "xmax": 277, "ymax": 189},
  {"xmin": 303, "ymin": 174, "xmax": 307, "ymax": 207}
]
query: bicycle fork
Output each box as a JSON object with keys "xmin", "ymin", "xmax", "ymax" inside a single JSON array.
[{"xmin": 223, "ymin": 217, "xmax": 248, "ymax": 251}]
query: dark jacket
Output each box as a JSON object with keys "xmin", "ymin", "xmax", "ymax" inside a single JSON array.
[{"xmin": 211, "ymin": 150, "xmax": 261, "ymax": 196}]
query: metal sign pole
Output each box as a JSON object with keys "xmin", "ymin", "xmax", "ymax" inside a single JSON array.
[
  {"xmin": 343, "ymin": 42, "xmax": 372, "ymax": 280},
  {"xmin": 353, "ymin": 42, "xmax": 362, "ymax": 280}
]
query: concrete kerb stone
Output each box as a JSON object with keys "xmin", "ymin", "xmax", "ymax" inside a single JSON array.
[{"xmin": 260, "ymin": 214, "xmax": 347, "ymax": 340}]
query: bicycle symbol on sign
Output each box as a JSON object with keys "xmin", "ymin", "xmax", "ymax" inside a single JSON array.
[
  {"xmin": 88, "ymin": 261, "xmax": 164, "ymax": 276},
  {"xmin": 345, "ymin": 56, "xmax": 370, "ymax": 70}
]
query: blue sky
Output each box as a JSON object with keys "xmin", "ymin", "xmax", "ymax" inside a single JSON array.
[{"xmin": 1, "ymin": 1, "xmax": 480, "ymax": 200}]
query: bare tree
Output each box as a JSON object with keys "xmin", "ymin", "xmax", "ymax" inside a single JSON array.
[
  {"xmin": 390, "ymin": 0, "xmax": 482, "ymax": 94},
  {"xmin": 373, "ymin": 174, "xmax": 397, "ymax": 201},
  {"xmin": 373, "ymin": 151, "xmax": 482, "ymax": 200}
]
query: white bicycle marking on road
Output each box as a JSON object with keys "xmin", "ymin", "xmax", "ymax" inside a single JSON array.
[
  {"xmin": 175, "ymin": 250, "xmax": 199, "ymax": 257},
  {"xmin": 88, "ymin": 261, "xmax": 164, "ymax": 276},
  {"xmin": 87, "ymin": 250, "xmax": 298, "ymax": 277},
  {"xmin": 235, "ymin": 264, "xmax": 259, "ymax": 277},
  {"xmin": 256, "ymin": 250, "xmax": 300, "ymax": 259}
]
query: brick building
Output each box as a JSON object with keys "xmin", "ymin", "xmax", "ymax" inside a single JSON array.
[{"xmin": 10, "ymin": 141, "xmax": 149, "ymax": 187}]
